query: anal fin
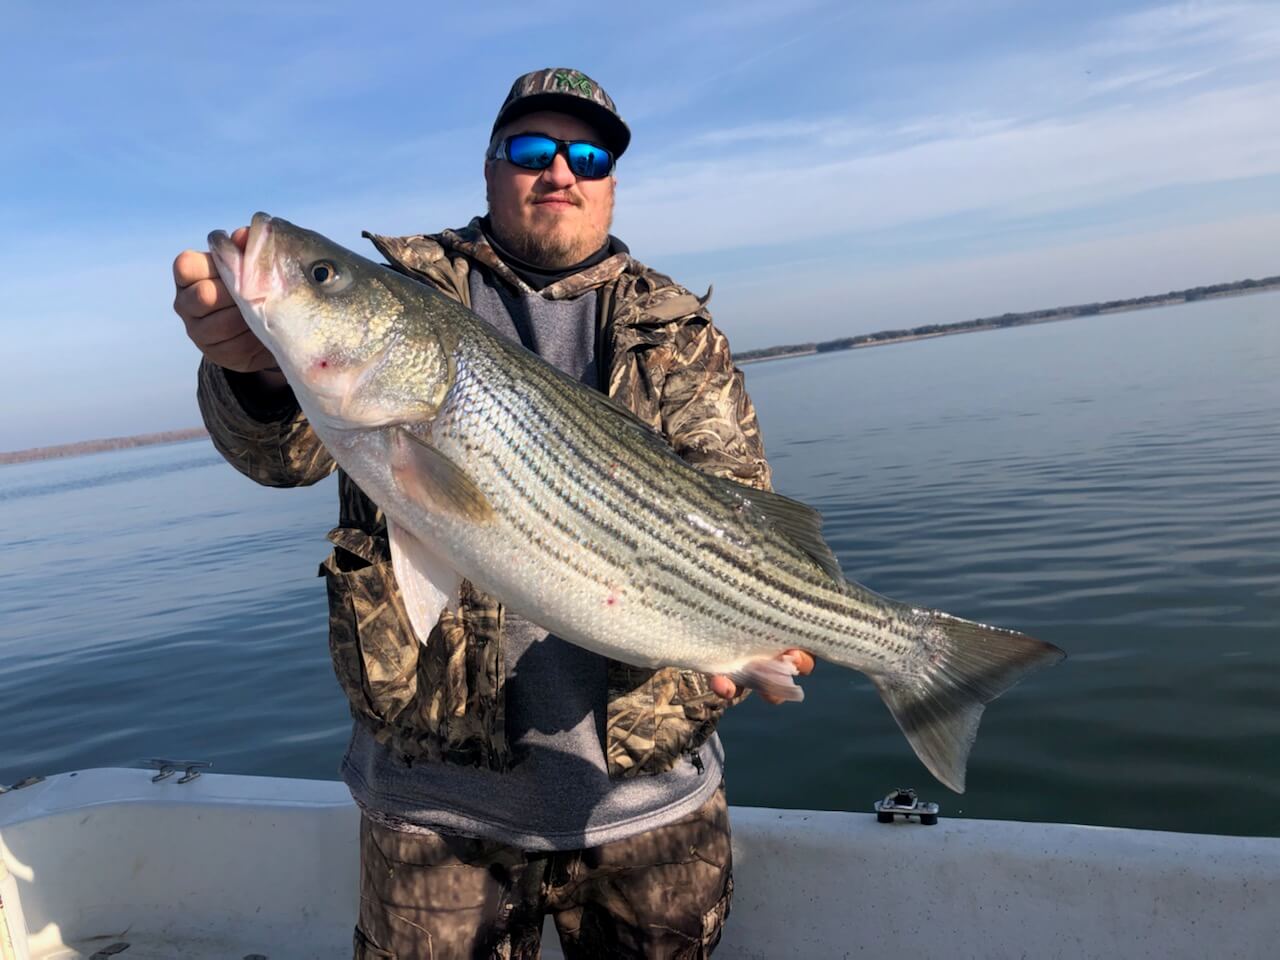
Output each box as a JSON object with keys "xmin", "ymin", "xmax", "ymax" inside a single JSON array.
[
  {"xmin": 389, "ymin": 519, "xmax": 461, "ymax": 646},
  {"xmin": 730, "ymin": 656, "xmax": 806, "ymax": 702}
]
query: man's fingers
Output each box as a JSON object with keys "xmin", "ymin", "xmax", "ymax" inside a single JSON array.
[
  {"xmin": 172, "ymin": 223, "xmax": 266, "ymax": 373},
  {"xmin": 783, "ymin": 649, "xmax": 816, "ymax": 676},
  {"xmin": 175, "ymin": 277, "xmax": 236, "ymax": 321},
  {"xmin": 183, "ymin": 304, "xmax": 250, "ymax": 347},
  {"xmin": 202, "ymin": 329, "xmax": 278, "ymax": 373},
  {"xmin": 173, "ymin": 225, "xmax": 248, "ymax": 287},
  {"xmin": 173, "ymin": 249, "xmax": 220, "ymax": 287},
  {"xmin": 709, "ymin": 675, "xmax": 737, "ymax": 700}
]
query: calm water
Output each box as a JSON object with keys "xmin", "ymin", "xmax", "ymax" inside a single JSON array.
[{"xmin": 2, "ymin": 295, "xmax": 1277, "ymax": 837}]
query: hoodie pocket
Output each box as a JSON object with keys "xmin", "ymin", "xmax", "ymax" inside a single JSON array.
[{"xmin": 322, "ymin": 553, "xmax": 419, "ymax": 726}]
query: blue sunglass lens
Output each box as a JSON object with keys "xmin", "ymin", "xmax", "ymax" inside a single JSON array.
[
  {"xmin": 566, "ymin": 142, "xmax": 613, "ymax": 178},
  {"xmin": 506, "ymin": 135, "xmax": 556, "ymax": 170}
]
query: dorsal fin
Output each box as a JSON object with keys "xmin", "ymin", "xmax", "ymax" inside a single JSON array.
[{"xmin": 709, "ymin": 478, "xmax": 845, "ymax": 582}]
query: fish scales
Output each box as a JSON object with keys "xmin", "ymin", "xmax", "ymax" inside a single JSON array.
[
  {"xmin": 208, "ymin": 214, "xmax": 1066, "ymax": 792},
  {"xmin": 463, "ymin": 350, "xmax": 942, "ymax": 670},
  {"xmin": 406, "ymin": 307, "xmax": 947, "ymax": 668},
  {"xmin": 454, "ymin": 361, "xmax": 743, "ymax": 615},
  {"xmin": 474, "ymin": 348, "xmax": 881, "ymax": 637},
  {"xmin": 448, "ymin": 331, "xmax": 914, "ymax": 669}
]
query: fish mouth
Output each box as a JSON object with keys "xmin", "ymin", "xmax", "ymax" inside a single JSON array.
[{"xmin": 208, "ymin": 212, "xmax": 275, "ymax": 309}]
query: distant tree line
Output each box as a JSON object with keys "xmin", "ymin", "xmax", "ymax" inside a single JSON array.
[
  {"xmin": 735, "ymin": 274, "xmax": 1280, "ymax": 363},
  {"xmin": 1, "ymin": 427, "xmax": 209, "ymax": 464}
]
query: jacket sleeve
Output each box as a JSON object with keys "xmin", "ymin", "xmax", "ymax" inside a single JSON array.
[
  {"xmin": 659, "ymin": 313, "xmax": 773, "ymax": 493},
  {"xmin": 196, "ymin": 358, "xmax": 336, "ymax": 488}
]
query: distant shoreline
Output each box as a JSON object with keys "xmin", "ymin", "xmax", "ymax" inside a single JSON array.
[
  {"xmin": 5, "ymin": 276, "xmax": 1277, "ymax": 464},
  {"xmin": 735, "ymin": 276, "xmax": 1280, "ymax": 365},
  {"xmin": 0, "ymin": 428, "xmax": 209, "ymax": 467}
]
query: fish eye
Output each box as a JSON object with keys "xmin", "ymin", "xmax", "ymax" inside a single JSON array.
[{"xmin": 309, "ymin": 260, "xmax": 339, "ymax": 285}]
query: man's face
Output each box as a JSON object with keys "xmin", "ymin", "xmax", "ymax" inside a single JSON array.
[{"xmin": 485, "ymin": 110, "xmax": 616, "ymax": 269}]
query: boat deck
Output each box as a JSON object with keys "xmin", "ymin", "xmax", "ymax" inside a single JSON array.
[
  {"xmin": 30, "ymin": 923, "xmax": 571, "ymax": 960},
  {"xmin": 4, "ymin": 769, "xmax": 1278, "ymax": 959},
  {"xmin": 37, "ymin": 936, "xmax": 280, "ymax": 960}
]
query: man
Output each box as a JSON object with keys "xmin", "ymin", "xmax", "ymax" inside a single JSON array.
[{"xmin": 174, "ymin": 67, "xmax": 812, "ymax": 959}]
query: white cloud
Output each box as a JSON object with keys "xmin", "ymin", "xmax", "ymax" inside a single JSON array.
[
  {"xmin": 1085, "ymin": 2, "xmax": 1276, "ymax": 58},
  {"xmin": 615, "ymin": 0, "xmax": 1280, "ymax": 259},
  {"xmin": 615, "ymin": 78, "xmax": 1280, "ymax": 258},
  {"xmin": 1084, "ymin": 66, "xmax": 1214, "ymax": 95}
]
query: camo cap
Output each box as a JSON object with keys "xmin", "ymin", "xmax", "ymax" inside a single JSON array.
[{"xmin": 491, "ymin": 67, "xmax": 631, "ymax": 159}]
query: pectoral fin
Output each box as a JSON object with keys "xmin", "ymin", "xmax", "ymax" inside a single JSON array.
[
  {"xmin": 388, "ymin": 519, "xmax": 461, "ymax": 646},
  {"xmin": 390, "ymin": 428, "xmax": 495, "ymax": 523}
]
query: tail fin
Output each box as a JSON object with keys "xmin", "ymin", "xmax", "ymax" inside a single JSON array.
[{"xmin": 870, "ymin": 612, "xmax": 1065, "ymax": 793}]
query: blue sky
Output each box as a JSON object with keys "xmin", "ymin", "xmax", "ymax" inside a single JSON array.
[{"xmin": 4, "ymin": 1, "xmax": 1279, "ymax": 449}]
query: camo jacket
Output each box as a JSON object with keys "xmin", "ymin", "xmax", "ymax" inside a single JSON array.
[{"xmin": 197, "ymin": 218, "xmax": 772, "ymax": 778}]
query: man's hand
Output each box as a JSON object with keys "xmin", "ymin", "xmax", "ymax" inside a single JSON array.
[
  {"xmin": 173, "ymin": 226, "xmax": 283, "ymax": 384},
  {"xmin": 710, "ymin": 649, "xmax": 815, "ymax": 704}
]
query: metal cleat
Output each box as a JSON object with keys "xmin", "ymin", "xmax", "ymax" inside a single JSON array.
[
  {"xmin": 873, "ymin": 787, "xmax": 939, "ymax": 825},
  {"xmin": 143, "ymin": 758, "xmax": 211, "ymax": 784}
]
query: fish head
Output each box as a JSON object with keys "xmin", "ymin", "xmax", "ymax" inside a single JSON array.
[{"xmin": 209, "ymin": 213, "xmax": 453, "ymax": 429}]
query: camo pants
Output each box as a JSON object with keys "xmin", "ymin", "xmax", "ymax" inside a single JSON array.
[{"xmin": 353, "ymin": 784, "xmax": 733, "ymax": 959}]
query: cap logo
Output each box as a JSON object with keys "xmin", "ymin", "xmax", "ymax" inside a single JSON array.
[{"xmin": 553, "ymin": 69, "xmax": 595, "ymax": 96}]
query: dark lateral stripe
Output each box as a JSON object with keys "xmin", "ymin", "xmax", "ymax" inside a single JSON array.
[
  {"xmin": 507, "ymin": 367, "xmax": 883, "ymax": 618},
  {"xmin": 464, "ymin": 339, "xmax": 903, "ymax": 651},
  {"xmin": 461, "ymin": 369, "xmax": 890, "ymax": 646},
  {"xmin": 469, "ymin": 394, "xmax": 808, "ymax": 638},
  {"xmin": 452, "ymin": 357, "xmax": 896, "ymax": 655},
  {"xmin": 471, "ymin": 381, "xmax": 831, "ymax": 630},
  {"xmin": 473, "ymin": 373, "xmax": 854, "ymax": 608},
  {"xmin": 483, "ymin": 414, "xmax": 896, "ymax": 660}
]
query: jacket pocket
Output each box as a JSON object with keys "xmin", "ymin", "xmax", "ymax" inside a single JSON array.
[{"xmin": 322, "ymin": 553, "xmax": 419, "ymax": 727}]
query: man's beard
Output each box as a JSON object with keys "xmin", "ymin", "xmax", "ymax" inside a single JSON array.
[
  {"xmin": 488, "ymin": 190, "xmax": 614, "ymax": 268},
  {"xmin": 501, "ymin": 224, "xmax": 604, "ymax": 268}
]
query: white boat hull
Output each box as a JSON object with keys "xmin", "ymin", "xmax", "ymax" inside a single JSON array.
[{"xmin": 2, "ymin": 769, "xmax": 1276, "ymax": 959}]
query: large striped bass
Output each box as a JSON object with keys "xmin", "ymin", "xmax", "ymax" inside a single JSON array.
[{"xmin": 209, "ymin": 214, "xmax": 1065, "ymax": 793}]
